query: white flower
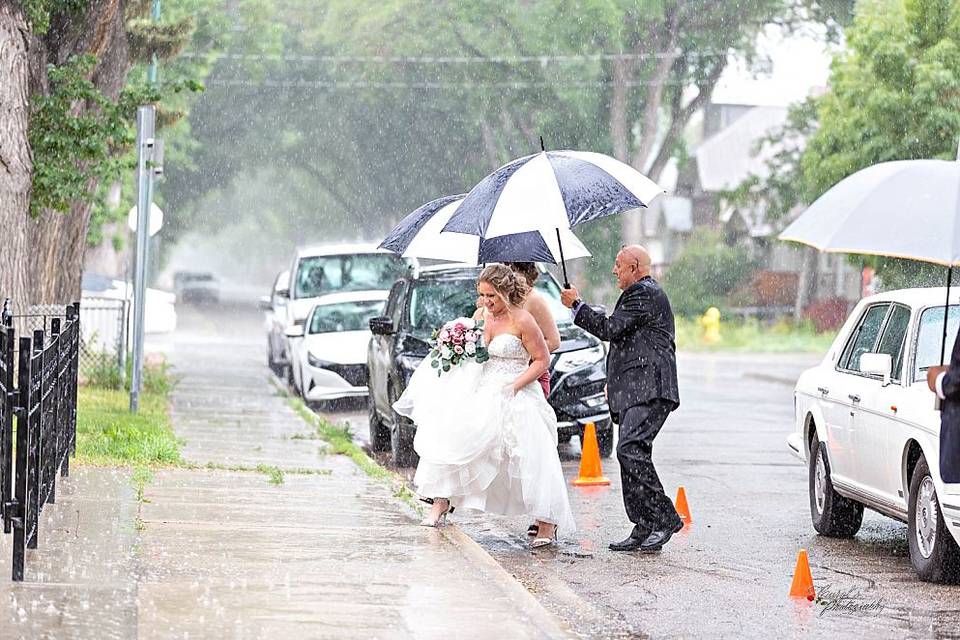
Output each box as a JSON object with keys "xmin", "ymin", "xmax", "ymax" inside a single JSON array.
[
  {"xmin": 440, "ymin": 346, "xmax": 453, "ymax": 360},
  {"xmin": 464, "ymin": 341, "xmax": 477, "ymax": 355}
]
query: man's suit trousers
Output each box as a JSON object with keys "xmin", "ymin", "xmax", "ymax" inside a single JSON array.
[{"xmin": 617, "ymin": 400, "xmax": 682, "ymax": 532}]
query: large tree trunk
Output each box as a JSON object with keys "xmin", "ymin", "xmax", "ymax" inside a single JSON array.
[
  {"xmin": 0, "ymin": 2, "xmax": 31, "ymax": 312},
  {"xmin": 27, "ymin": 1, "xmax": 130, "ymax": 304}
]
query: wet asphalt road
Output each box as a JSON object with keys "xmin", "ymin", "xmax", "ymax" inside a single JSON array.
[
  {"xmin": 203, "ymin": 304, "xmax": 960, "ymax": 639},
  {"xmin": 327, "ymin": 346, "xmax": 960, "ymax": 639}
]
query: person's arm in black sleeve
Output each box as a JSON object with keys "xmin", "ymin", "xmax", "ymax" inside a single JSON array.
[{"xmin": 574, "ymin": 290, "xmax": 646, "ymax": 342}]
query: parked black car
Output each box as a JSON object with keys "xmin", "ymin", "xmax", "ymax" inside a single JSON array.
[{"xmin": 367, "ymin": 264, "xmax": 612, "ymax": 467}]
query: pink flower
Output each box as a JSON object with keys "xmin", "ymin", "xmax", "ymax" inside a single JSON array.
[
  {"xmin": 439, "ymin": 329, "xmax": 450, "ymax": 341},
  {"xmin": 452, "ymin": 334, "xmax": 464, "ymax": 345},
  {"xmin": 454, "ymin": 322, "xmax": 465, "ymax": 331},
  {"xmin": 454, "ymin": 345, "xmax": 464, "ymax": 354}
]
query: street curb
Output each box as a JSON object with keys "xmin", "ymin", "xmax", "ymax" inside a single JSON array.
[{"xmin": 440, "ymin": 525, "xmax": 573, "ymax": 640}]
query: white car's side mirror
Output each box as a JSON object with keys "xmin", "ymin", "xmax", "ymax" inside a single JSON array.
[
  {"xmin": 285, "ymin": 325, "xmax": 305, "ymax": 339},
  {"xmin": 860, "ymin": 352, "xmax": 892, "ymax": 386}
]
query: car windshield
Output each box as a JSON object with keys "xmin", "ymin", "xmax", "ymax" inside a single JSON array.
[
  {"xmin": 295, "ymin": 254, "xmax": 406, "ymax": 298},
  {"xmin": 309, "ymin": 299, "xmax": 385, "ymax": 334},
  {"xmin": 914, "ymin": 304, "xmax": 960, "ymax": 381},
  {"xmin": 407, "ymin": 275, "xmax": 573, "ymax": 335}
]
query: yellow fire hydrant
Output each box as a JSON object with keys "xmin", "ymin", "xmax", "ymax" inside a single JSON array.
[{"xmin": 700, "ymin": 307, "xmax": 721, "ymax": 345}]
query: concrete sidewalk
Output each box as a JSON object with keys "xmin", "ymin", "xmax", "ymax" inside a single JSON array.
[{"xmin": 2, "ymin": 307, "xmax": 571, "ymax": 639}]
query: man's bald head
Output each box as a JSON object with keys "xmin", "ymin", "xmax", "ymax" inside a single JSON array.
[{"xmin": 613, "ymin": 245, "xmax": 652, "ymax": 290}]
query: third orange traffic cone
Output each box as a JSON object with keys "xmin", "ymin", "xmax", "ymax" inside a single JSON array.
[
  {"xmin": 572, "ymin": 422, "xmax": 610, "ymax": 486},
  {"xmin": 789, "ymin": 549, "xmax": 816, "ymax": 600},
  {"xmin": 675, "ymin": 486, "xmax": 692, "ymax": 525}
]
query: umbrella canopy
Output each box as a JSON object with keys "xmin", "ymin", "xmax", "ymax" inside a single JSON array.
[
  {"xmin": 379, "ymin": 194, "xmax": 591, "ymax": 266},
  {"xmin": 441, "ymin": 150, "xmax": 665, "ymax": 239},
  {"xmin": 778, "ymin": 159, "xmax": 960, "ymax": 266}
]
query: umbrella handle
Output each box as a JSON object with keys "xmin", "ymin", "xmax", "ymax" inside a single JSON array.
[
  {"xmin": 942, "ymin": 266, "xmax": 953, "ymax": 365},
  {"xmin": 555, "ymin": 228, "xmax": 570, "ymax": 288}
]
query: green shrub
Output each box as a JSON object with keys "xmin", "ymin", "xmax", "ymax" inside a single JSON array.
[{"xmin": 662, "ymin": 228, "xmax": 756, "ymax": 317}]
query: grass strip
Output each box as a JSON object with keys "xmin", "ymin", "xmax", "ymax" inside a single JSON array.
[
  {"xmin": 674, "ymin": 316, "xmax": 835, "ymax": 353},
  {"xmin": 76, "ymin": 380, "xmax": 181, "ymax": 467}
]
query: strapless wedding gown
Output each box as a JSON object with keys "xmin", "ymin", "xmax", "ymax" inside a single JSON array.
[{"xmin": 393, "ymin": 333, "xmax": 575, "ymax": 532}]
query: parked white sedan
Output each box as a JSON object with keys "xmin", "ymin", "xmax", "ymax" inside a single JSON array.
[
  {"xmin": 788, "ymin": 287, "xmax": 960, "ymax": 582},
  {"xmin": 286, "ymin": 291, "xmax": 388, "ymax": 405}
]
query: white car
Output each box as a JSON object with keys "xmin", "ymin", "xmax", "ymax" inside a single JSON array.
[
  {"xmin": 286, "ymin": 291, "xmax": 388, "ymax": 405},
  {"xmin": 280, "ymin": 244, "xmax": 411, "ymax": 383},
  {"xmin": 788, "ymin": 287, "xmax": 960, "ymax": 582}
]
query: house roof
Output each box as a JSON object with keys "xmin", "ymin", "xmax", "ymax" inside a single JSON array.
[{"xmin": 695, "ymin": 106, "xmax": 790, "ymax": 192}]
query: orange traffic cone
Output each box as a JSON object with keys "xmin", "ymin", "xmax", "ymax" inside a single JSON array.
[
  {"xmin": 675, "ymin": 486, "xmax": 692, "ymax": 525},
  {"xmin": 789, "ymin": 549, "xmax": 816, "ymax": 600},
  {"xmin": 572, "ymin": 422, "xmax": 611, "ymax": 486}
]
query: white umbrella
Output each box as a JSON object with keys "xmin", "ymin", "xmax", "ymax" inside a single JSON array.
[
  {"xmin": 779, "ymin": 158, "xmax": 960, "ymax": 361},
  {"xmin": 379, "ymin": 194, "xmax": 592, "ymax": 266}
]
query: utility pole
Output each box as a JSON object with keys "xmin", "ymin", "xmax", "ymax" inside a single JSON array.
[{"xmin": 130, "ymin": 0, "xmax": 162, "ymax": 412}]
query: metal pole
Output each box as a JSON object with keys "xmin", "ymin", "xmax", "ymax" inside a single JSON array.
[{"xmin": 130, "ymin": 106, "xmax": 155, "ymax": 412}]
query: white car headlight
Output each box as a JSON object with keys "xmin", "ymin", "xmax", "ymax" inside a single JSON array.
[{"xmin": 554, "ymin": 344, "xmax": 605, "ymax": 373}]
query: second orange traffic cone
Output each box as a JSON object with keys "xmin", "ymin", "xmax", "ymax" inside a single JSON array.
[
  {"xmin": 789, "ymin": 549, "xmax": 816, "ymax": 600},
  {"xmin": 675, "ymin": 486, "xmax": 692, "ymax": 525},
  {"xmin": 572, "ymin": 422, "xmax": 610, "ymax": 486}
]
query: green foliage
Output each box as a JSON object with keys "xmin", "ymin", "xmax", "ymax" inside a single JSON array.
[
  {"xmin": 802, "ymin": 0, "xmax": 960, "ymax": 197},
  {"xmin": 734, "ymin": 0, "xmax": 960, "ymax": 285},
  {"xmin": 661, "ymin": 228, "xmax": 757, "ymax": 317},
  {"xmin": 160, "ymin": 0, "xmax": 823, "ymax": 288},
  {"xmin": 23, "ymin": 0, "xmax": 86, "ymax": 35},
  {"xmin": 83, "ymin": 354, "xmax": 174, "ymax": 394}
]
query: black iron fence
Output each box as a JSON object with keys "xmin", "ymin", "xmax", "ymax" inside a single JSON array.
[{"xmin": 0, "ymin": 299, "xmax": 80, "ymax": 581}]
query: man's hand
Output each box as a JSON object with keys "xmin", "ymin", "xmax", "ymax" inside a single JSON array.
[
  {"xmin": 560, "ymin": 286, "xmax": 580, "ymax": 309},
  {"xmin": 927, "ymin": 365, "xmax": 948, "ymax": 392}
]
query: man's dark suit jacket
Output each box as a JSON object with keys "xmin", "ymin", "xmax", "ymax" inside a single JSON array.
[
  {"xmin": 573, "ymin": 276, "xmax": 680, "ymax": 418},
  {"xmin": 937, "ymin": 324, "xmax": 960, "ymax": 483}
]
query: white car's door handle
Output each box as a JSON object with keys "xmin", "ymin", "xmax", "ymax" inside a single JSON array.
[
  {"xmin": 817, "ymin": 386, "xmax": 829, "ymax": 395},
  {"xmin": 848, "ymin": 394, "xmax": 861, "ymax": 403}
]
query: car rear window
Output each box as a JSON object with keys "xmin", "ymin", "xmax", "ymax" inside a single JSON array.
[
  {"xmin": 309, "ymin": 299, "xmax": 385, "ymax": 334},
  {"xmin": 914, "ymin": 304, "xmax": 960, "ymax": 381},
  {"xmin": 295, "ymin": 254, "xmax": 406, "ymax": 298}
]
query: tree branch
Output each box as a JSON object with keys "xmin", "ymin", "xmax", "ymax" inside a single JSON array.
[
  {"xmin": 647, "ymin": 60, "xmax": 726, "ymax": 181},
  {"xmin": 300, "ymin": 161, "xmax": 354, "ymax": 212},
  {"xmin": 631, "ymin": 7, "xmax": 680, "ymax": 170}
]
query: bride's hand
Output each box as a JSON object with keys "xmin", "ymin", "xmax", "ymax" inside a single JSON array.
[{"xmin": 502, "ymin": 383, "xmax": 519, "ymax": 397}]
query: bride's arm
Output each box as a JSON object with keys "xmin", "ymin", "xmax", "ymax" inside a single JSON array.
[{"xmin": 511, "ymin": 312, "xmax": 550, "ymax": 394}]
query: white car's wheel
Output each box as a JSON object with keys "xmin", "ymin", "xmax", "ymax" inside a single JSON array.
[
  {"xmin": 809, "ymin": 434, "xmax": 863, "ymax": 538},
  {"xmin": 908, "ymin": 454, "xmax": 960, "ymax": 582}
]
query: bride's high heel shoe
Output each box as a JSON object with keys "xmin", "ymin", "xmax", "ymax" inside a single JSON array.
[
  {"xmin": 531, "ymin": 523, "xmax": 558, "ymax": 548},
  {"xmin": 420, "ymin": 497, "xmax": 453, "ymax": 527}
]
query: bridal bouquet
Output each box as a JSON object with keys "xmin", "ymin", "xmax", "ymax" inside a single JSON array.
[{"xmin": 429, "ymin": 317, "xmax": 489, "ymax": 375}]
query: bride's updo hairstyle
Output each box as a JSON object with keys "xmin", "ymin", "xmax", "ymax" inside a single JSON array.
[{"xmin": 479, "ymin": 264, "xmax": 530, "ymax": 307}]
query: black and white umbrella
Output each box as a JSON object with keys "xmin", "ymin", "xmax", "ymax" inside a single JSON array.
[
  {"xmin": 379, "ymin": 194, "xmax": 591, "ymax": 266},
  {"xmin": 441, "ymin": 150, "xmax": 665, "ymax": 238},
  {"xmin": 440, "ymin": 149, "xmax": 664, "ymax": 283}
]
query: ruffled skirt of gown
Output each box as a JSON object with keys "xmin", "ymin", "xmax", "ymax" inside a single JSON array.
[{"xmin": 393, "ymin": 340, "xmax": 576, "ymax": 532}]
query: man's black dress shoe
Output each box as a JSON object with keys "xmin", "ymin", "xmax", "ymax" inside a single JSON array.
[
  {"xmin": 608, "ymin": 527, "xmax": 650, "ymax": 551},
  {"xmin": 638, "ymin": 520, "xmax": 684, "ymax": 552}
]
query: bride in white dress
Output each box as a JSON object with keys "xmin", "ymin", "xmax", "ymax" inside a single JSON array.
[{"xmin": 393, "ymin": 264, "xmax": 575, "ymax": 547}]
